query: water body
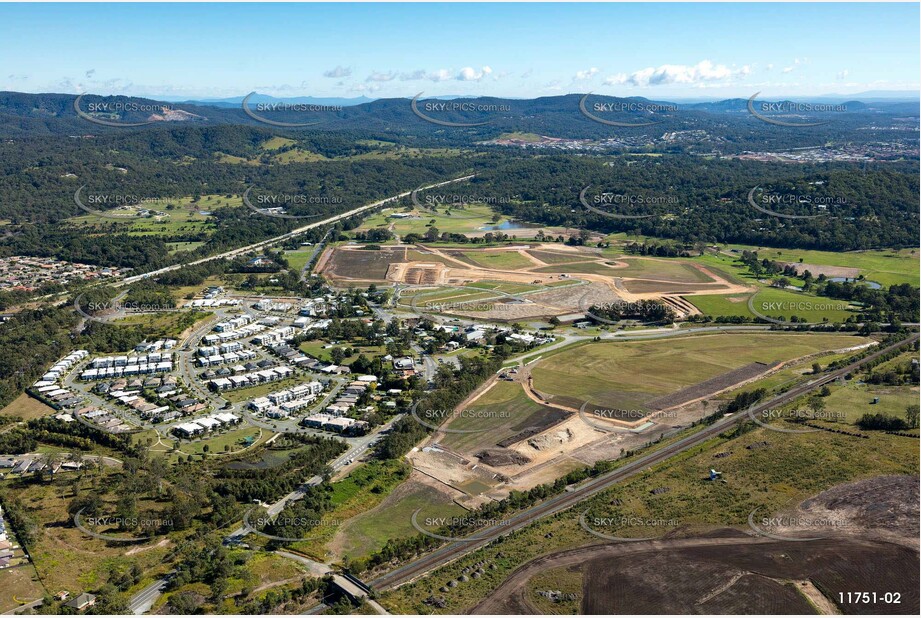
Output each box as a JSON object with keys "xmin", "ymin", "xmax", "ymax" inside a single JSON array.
[
  {"xmin": 480, "ymin": 220, "xmax": 542, "ymax": 231},
  {"xmin": 828, "ymin": 277, "xmax": 882, "ymax": 289}
]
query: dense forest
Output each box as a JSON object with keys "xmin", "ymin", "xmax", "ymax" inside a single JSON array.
[{"xmin": 465, "ymin": 155, "xmax": 919, "ymax": 250}]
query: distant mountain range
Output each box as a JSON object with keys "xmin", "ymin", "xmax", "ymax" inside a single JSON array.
[
  {"xmin": 164, "ymin": 94, "xmax": 376, "ymax": 107},
  {"xmin": 0, "ymin": 90, "xmax": 917, "ymax": 142},
  {"xmin": 140, "ymin": 90, "xmax": 921, "ymax": 106}
]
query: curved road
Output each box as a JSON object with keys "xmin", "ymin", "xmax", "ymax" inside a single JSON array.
[{"xmin": 369, "ymin": 333, "xmax": 918, "ymax": 591}]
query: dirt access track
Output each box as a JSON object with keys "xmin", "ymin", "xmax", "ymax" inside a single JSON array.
[
  {"xmin": 319, "ymin": 243, "xmax": 751, "ymax": 320},
  {"xmin": 472, "ymin": 475, "xmax": 920, "ymax": 614},
  {"xmin": 471, "ymin": 534, "xmax": 918, "ymax": 615}
]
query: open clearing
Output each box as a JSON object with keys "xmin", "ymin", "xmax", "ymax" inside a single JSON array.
[
  {"xmin": 406, "ymin": 333, "xmax": 876, "ymax": 506},
  {"xmin": 720, "ymin": 246, "xmax": 919, "ymax": 288},
  {"xmin": 474, "ymin": 474, "xmax": 919, "ymax": 615},
  {"xmin": 319, "ymin": 243, "xmax": 751, "ymax": 321},
  {"xmin": 529, "ymin": 333, "xmax": 872, "ymax": 411},
  {"xmin": 1, "ymin": 393, "xmax": 56, "ymax": 421}
]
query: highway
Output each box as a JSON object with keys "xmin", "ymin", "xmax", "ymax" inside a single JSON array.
[
  {"xmin": 118, "ymin": 175, "xmax": 475, "ymax": 287},
  {"xmin": 368, "ymin": 333, "xmax": 918, "ymax": 591}
]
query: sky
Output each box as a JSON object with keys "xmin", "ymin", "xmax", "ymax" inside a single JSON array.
[{"xmin": 1, "ymin": 2, "xmax": 919, "ymax": 100}]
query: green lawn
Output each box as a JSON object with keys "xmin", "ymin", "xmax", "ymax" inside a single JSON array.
[
  {"xmin": 687, "ymin": 286, "xmax": 861, "ymax": 323},
  {"xmin": 357, "ymin": 201, "xmax": 505, "ymax": 237},
  {"xmin": 284, "ymin": 249, "xmax": 315, "ymax": 272},
  {"xmin": 331, "ymin": 477, "xmax": 466, "ymax": 563},
  {"xmin": 460, "ymin": 250, "xmax": 535, "ymax": 270},
  {"xmin": 531, "ymin": 333, "xmax": 873, "ymax": 410},
  {"xmin": 720, "ymin": 245, "xmax": 919, "ymax": 287},
  {"xmin": 69, "ymin": 193, "xmax": 239, "ymax": 237},
  {"xmin": 441, "ymin": 380, "xmax": 549, "ymax": 453}
]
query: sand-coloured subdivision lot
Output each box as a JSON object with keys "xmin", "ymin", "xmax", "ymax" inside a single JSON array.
[
  {"xmin": 320, "ymin": 244, "xmax": 752, "ymax": 319},
  {"xmin": 410, "ymin": 334, "xmax": 874, "ymax": 497},
  {"xmin": 782, "ymin": 261, "xmax": 860, "ymax": 279},
  {"xmin": 320, "ymin": 245, "xmax": 411, "ymax": 282}
]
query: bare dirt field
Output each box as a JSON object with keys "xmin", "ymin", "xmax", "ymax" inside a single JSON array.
[
  {"xmin": 319, "ymin": 244, "xmax": 752, "ymax": 320},
  {"xmin": 782, "ymin": 262, "xmax": 860, "ymax": 279},
  {"xmin": 472, "ymin": 475, "xmax": 920, "ymax": 615}
]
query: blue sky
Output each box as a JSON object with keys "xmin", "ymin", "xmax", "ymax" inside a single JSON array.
[{"xmin": 1, "ymin": 3, "xmax": 918, "ymax": 99}]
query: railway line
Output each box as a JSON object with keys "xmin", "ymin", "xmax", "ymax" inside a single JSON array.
[{"xmin": 369, "ymin": 333, "xmax": 919, "ymax": 591}]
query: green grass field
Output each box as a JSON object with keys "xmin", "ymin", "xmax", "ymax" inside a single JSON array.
[
  {"xmin": 531, "ymin": 333, "xmax": 872, "ymax": 410},
  {"xmin": 441, "ymin": 380, "xmax": 549, "ymax": 453},
  {"xmin": 378, "ymin": 379, "xmax": 919, "ymax": 614},
  {"xmin": 459, "ymin": 250, "xmax": 534, "ymax": 270},
  {"xmin": 687, "ymin": 286, "xmax": 861, "ymax": 322},
  {"xmin": 330, "ymin": 476, "xmax": 466, "ymax": 563},
  {"xmin": 284, "ymin": 249, "xmax": 315, "ymax": 272},
  {"xmin": 69, "ymin": 193, "xmax": 239, "ymax": 237},
  {"xmin": 357, "ymin": 202, "xmax": 505, "ymax": 237},
  {"xmin": 720, "ymin": 246, "xmax": 919, "ymax": 287}
]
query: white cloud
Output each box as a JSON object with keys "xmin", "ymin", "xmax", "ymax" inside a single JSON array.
[
  {"xmin": 396, "ymin": 66, "xmax": 493, "ymax": 82},
  {"xmin": 350, "ymin": 83, "xmax": 381, "ymax": 94},
  {"xmin": 604, "ymin": 60, "xmax": 750, "ymax": 87},
  {"xmin": 458, "ymin": 66, "xmax": 492, "ymax": 81},
  {"xmin": 765, "ymin": 63, "xmax": 774, "ymax": 72},
  {"xmin": 782, "ymin": 58, "xmax": 807, "ymax": 74},
  {"xmin": 836, "ymin": 69, "xmax": 850, "ymax": 80},
  {"xmin": 323, "ymin": 66, "xmax": 352, "ymax": 79},
  {"xmin": 366, "ymin": 71, "xmax": 396, "ymax": 82},
  {"xmin": 574, "ymin": 67, "xmax": 600, "ymax": 81}
]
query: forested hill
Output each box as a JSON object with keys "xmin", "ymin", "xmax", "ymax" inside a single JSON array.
[
  {"xmin": 2, "ymin": 91, "xmax": 918, "ymax": 153},
  {"xmin": 474, "ymin": 155, "xmax": 920, "ymax": 251}
]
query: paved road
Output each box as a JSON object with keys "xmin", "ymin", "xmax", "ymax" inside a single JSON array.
[
  {"xmin": 128, "ymin": 576, "xmax": 171, "ymax": 615},
  {"xmin": 368, "ymin": 333, "xmax": 919, "ymax": 591},
  {"xmin": 118, "ymin": 175, "xmax": 475, "ymax": 287},
  {"xmin": 2, "ymin": 598, "xmax": 43, "ymax": 615},
  {"xmin": 225, "ymin": 414, "xmax": 400, "ymax": 540}
]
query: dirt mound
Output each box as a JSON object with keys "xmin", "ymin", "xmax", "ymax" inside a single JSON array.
[
  {"xmin": 475, "ymin": 448, "xmax": 531, "ymax": 467},
  {"xmin": 796, "ymin": 474, "xmax": 919, "ymax": 544},
  {"xmin": 527, "ymin": 428, "xmax": 574, "ymax": 451}
]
